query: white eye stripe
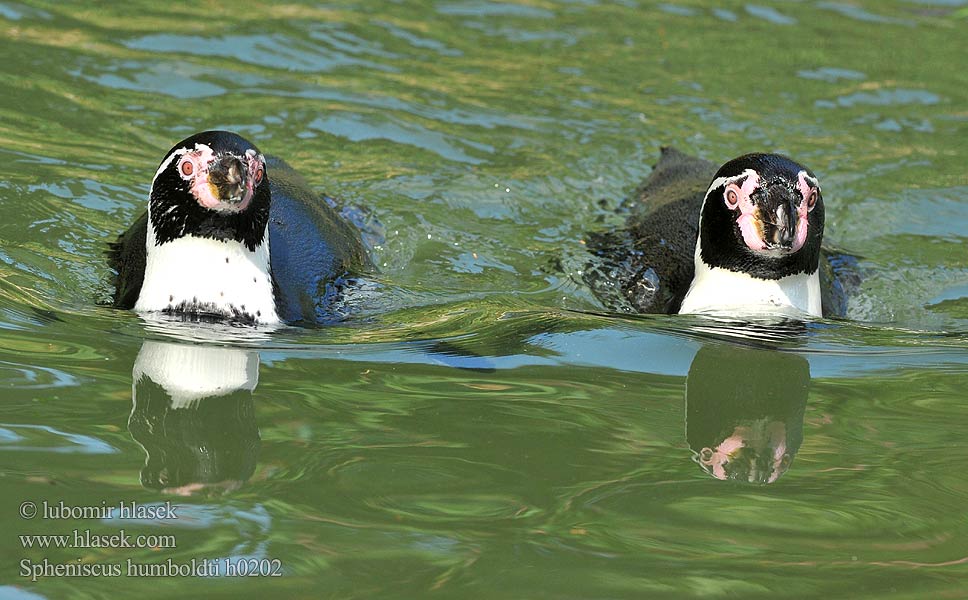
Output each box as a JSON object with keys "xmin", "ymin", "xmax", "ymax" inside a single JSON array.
[
  {"xmin": 704, "ymin": 169, "xmax": 759, "ymax": 201},
  {"xmin": 799, "ymin": 170, "xmax": 819, "ymax": 186},
  {"xmin": 704, "ymin": 169, "xmax": 821, "ymax": 204},
  {"xmin": 696, "ymin": 169, "xmax": 760, "ymax": 252},
  {"xmin": 700, "ymin": 169, "xmax": 758, "ymax": 217},
  {"xmin": 799, "ymin": 170, "xmax": 821, "ymax": 192},
  {"xmin": 152, "ymin": 147, "xmax": 189, "ymax": 185},
  {"xmin": 151, "ymin": 142, "xmax": 219, "ymax": 185}
]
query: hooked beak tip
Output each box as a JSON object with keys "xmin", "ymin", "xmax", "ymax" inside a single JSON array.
[
  {"xmin": 209, "ymin": 156, "xmax": 246, "ymax": 203},
  {"xmin": 777, "ymin": 227, "xmax": 794, "ymax": 247},
  {"xmin": 765, "ymin": 203, "xmax": 797, "ymax": 250}
]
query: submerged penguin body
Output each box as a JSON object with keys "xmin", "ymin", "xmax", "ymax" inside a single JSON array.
[
  {"xmin": 109, "ymin": 131, "xmax": 369, "ymax": 325},
  {"xmin": 615, "ymin": 147, "xmax": 711, "ymax": 314}
]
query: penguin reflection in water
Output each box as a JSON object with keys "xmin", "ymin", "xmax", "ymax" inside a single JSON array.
[
  {"xmin": 685, "ymin": 344, "xmax": 809, "ymax": 484},
  {"xmin": 109, "ymin": 130, "xmax": 372, "ymax": 325},
  {"xmin": 129, "ymin": 340, "xmax": 261, "ymax": 494},
  {"xmin": 585, "ymin": 148, "xmax": 857, "ymax": 317}
]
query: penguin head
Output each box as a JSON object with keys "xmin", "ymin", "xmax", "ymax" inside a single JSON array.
[
  {"xmin": 148, "ymin": 131, "xmax": 270, "ymax": 251},
  {"xmin": 697, "ymin": 153, "xmax": 824, "ymax": 280}
]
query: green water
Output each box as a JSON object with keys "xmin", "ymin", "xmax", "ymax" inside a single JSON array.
[{"xmin": 2, "ymin": 1, "xmax": 967, "ymax": 597}]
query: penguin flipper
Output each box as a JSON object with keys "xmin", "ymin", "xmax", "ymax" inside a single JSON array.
[
  {"xmin": 819, "ymin": 247, "xmax": 863, "ymax": 318},
  {"xmin": 108, "ymin": 210, "xmax": 148, "ymax": 309}
]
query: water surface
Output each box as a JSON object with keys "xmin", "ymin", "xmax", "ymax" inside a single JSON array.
[{"xmin": 1, "ymin": 1, "xmax": 967, "ymax": 597}]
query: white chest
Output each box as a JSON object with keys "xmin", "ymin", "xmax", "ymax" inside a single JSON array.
[
  {"xmin": 679, "ymin": 262, "xmax": 822, "ymax": 318},
  {"xmin": 134, "ymin": 232, "xmax": 279, "ymax": 324}
]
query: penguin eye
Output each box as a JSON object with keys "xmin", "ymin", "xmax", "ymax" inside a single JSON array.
[
  {"xmin": 179, "ymin": 159, "xmax": 194, "ymax": 177},
  {"xmin": 724, "ymin": 185, "xmax": 740, "ymax": 209},
  {"xmin": 807, "ymin": 190, "xmax": 818, "ymax": 211},
  {"xmin": 254, "ymin": 166, "xmax": 264, "ymax": 186}
]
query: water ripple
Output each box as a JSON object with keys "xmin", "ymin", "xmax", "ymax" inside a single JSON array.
[
  {"xmin": 797, "ymin": 67, "xmax": 867, "ymax": 83},
  {"xmin": 125, "ymin": 33, "xmax": 397, "ymax": 73},
  {"xmin": 0, "ymin": 423, "xmax": 116, "ymax": 454},
  {"xmin": 307, "ymin": 114, "xmax": 490, "ymax": 164},
  {"xmin": 817, "ymin": 2, "xmax": 916, "ymax": 26},
  {"xmin": 744, "ymin": 5, "xmax": 797, "ymax": 24},
  {"xmin": 436, "ymin": 2, "xmax": 555, "ymax": 18},
  {"xmin": 818, "ymin": 88, "xmax": 941, "ymax": 108}
]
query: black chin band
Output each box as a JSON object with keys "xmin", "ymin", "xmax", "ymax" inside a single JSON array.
[{"xmin": 149, "ymin": 169, "xmax": 271, "ymax": 251}]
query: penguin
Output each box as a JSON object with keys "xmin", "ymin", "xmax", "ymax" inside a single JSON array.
[
  {"xmin": 584, "ymin": 147, "xmax": 856, "ymax": 318},
  {"xmin": 108, "ymin": 130, "xmax": 371, "ymax": 325}
]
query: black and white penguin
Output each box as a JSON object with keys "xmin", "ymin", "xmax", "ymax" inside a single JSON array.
[
  {"xmin": 109, "ymin": 130, "xmax": 370, "ymax": 325},
  {"xmin": 585, "ymin": 148, "xmax": 854, "ymax": 317}
]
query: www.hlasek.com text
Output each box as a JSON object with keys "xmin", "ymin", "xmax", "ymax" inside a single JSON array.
[{"xmin": 20, "ymin": 529, "xmax": 176, "ymax": 550}]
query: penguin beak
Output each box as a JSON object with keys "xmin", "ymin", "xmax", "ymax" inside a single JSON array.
[
  {"xmin": 760, "ymin": 189, "xmax": 799, "ymax": 251},
  {"xmin": 768, "ymin": 202, "xmax": 796, "ymax": 249},
  {"xmin": 207, "ymin": 155, "xmax": 247, "ymax": 205}
]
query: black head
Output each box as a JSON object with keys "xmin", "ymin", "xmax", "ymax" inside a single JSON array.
[
  {"xmin": 148, "ymin": 130, "xmax": 270, "ymax": 251},
  {"xmin": 698, "ymin": 153, "xmax": 824, "ymax": 279}
]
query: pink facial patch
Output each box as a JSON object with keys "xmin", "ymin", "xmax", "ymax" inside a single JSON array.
[
  {"xmin": 792, "ymin": 170, "xmax": 819, "ymax": 253},
  {"xmin": 723, "ymin": 171, "xmax": 765, "ymax": 251},
  {"xmin": 175, "ymin": 144, "xmax": 219, "ymax": 209},
  {"xmin": 243, "ymin": 149, "xmax": 264, "ymax": 202},
  {"xmin": 176, "ymin": 144, "xmax": 264, "ymax": 213}
]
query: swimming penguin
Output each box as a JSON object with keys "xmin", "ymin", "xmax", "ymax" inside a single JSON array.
[
  {"xmin": 584, "ymin": 147, "xmax": 855, "ymax": 317},
  {"xmin": 109, "ymin": 130, "xmax": 370, "ymax": 325}
]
